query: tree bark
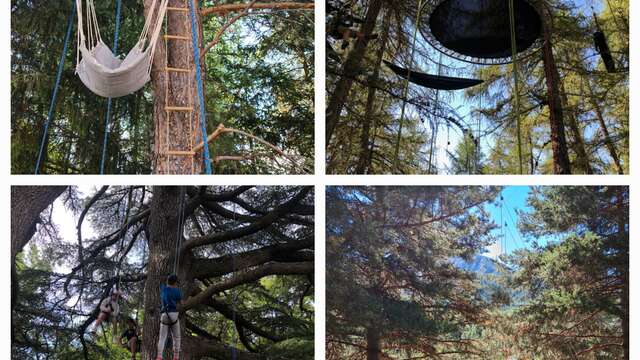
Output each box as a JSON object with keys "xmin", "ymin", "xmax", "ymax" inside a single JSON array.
[
  {"xmin": 539, "ymin": 10, "xmax": 572, "ymax": 174},
  {"xmin": 355, "ymin": 15, "xmax": 390, "ymax": 174},
  {"xmin": 11, "ymin": 186, "xmax": 66, "ymax": 343},
  {"xmin": 140, "ymin": 186, "xmax": 183, "ymax": 359},
  {"xmin": 366, "ymin": 327, "xmax": 381, "ymax": 360},
  {"xmin": 560, "ymin": 82, "xmax": 592, "ymax": 174},
  {"xmin": 148, "ymin": 0, "xmax": 205, "ymax": 175},
  {"xmin": 326, "ymin": 0, "xmax": 384, "ymax": 146},
  {"xmin": 11, "ymin": 186, "xmax": 67, "ymax": 264}
]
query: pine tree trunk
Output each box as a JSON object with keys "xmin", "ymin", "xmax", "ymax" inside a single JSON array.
[
  {"xmin": 140, "ymin": 186, "xmax": 184, "ymax": 359},
  {"xmin": 587, "ymin": 81, "xmax": 624, "ymax": 174},
  {"xmin": 147, "ymin": 0, "xmax": 205, "ymax": 175},
  {"xmin": 326, "ymin": 0, "xmax": 383, "ymax": 146},
  {"xmin": 366, "ymin": 327, "xmax": 381, "ymax": 360},
  {"xmin": 560, "ymin": 82, "xmax": 592, "ymax": 174},
  {"xmin": 539, "ymin": 11, "xmax": 572, "ymax": 174},
  {"xmin": 355, "ymin": 16, "xmax": 390, "ymax": 174}
]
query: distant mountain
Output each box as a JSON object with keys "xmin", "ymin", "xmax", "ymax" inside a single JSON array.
[{"xmin": 451, "ymin": 255, "xmax": 501, "ymax": 275}]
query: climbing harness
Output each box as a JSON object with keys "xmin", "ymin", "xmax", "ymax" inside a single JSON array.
[{"xmin": 75, "ymin": 0, "xmax": 169, "ymax": 98}]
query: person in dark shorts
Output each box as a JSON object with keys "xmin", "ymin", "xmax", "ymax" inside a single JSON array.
[{"xmin": 121, "ymin": 317, "xmax": 141, "ymax": 360}]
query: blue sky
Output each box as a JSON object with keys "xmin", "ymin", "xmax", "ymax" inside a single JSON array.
[{"xmin": 484, "ymin": 186, "xmax": 532, "ymax": 258}]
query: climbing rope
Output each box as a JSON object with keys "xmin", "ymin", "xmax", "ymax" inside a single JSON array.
[
  {"xmin": 231, "ymin": 204, "xmax": 239, "ymax": 360},
  {"xmin": 35, "ymin": 2, "xmax": 77, "ymax": 174},
  {"xmin": 508, "ymin": 0, "xmax": 524, "ymax": 174},
  {"xmin": 187, "ymin": 0, "xmax": 213, "ymax": 175},
  {"xmin": 100, "ymin": 0, "xmax": 124, "ymax": 175},
  {"xmin": 173, "ymin": 187, "xmax": 187, "ymax": 274},
  {"xmin": 394, "ymin": 0, "xmax": 424, "ymax": 172}
]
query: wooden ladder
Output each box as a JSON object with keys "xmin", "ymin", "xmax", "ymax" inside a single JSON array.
[{"xmin": 161, "ymin": 2, "xmax": 198, "ymax": 174}]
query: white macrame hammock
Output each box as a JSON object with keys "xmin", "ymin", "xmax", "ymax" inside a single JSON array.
[{"xmin": 76, "ymin": 0, "xmax": 169, "ymax": 98}]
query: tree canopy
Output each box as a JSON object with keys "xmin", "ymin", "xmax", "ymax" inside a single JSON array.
[
  {"xmin": 326, "ymin": 186, "xmax": 628, "ymax": 359},
  {"xmin": 12, "ymin": 185, "xmax": 315, "ymax": 359},
  {"xmin": 326, "ymin": 0, "xmax": 628, "ymax": 175}
]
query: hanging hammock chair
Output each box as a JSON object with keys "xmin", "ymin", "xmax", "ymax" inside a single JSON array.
[
  {"xmin": 75, "ymin": 0, "xmax": 169, "ymax": 98},
  {"xmin": 383, "ymin": 60, "xmax": 483, "ymax": 90}
]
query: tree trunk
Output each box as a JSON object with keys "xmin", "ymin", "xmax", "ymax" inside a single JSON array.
[
  {"xmin": 148, "ymin": 0, "xmax": 205, "ymax": 175},
  {"xmin": 11, "ymin": 186, "xmax": 66, "ymax": 342},
  {"xmin": 366, "ymin": 327, "xmax": 381, "ymax": 360},
  {"xmin": 560, "ymin": 82, "xmax": 592, "ymax": 174},
  {"xmin": 11, "ymin": 186, "xmax": 67, "ymax": 264},
  {"xmin": 326, "ymin": 0, "xmax": 383, "ymax": 146},
  {"xmin": 355, "ymin": 16, "xmax": 390, "ymax": 174},
  {"xmin": 587, "ymin": 81, "xmax": 624, "ymax": 175},
  {"xmin": 539, "ymin": 10, "xmax": 571, "ymax": 174},
  {"xmin": 140, "ymin": 186, "xmax": 184, "ymax": 359}
]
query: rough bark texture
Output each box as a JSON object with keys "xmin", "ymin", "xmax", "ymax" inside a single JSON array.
[
  {"xmin": 140, "ymin": 186, "xmax": 182, "ymax": 359},
  {"xmin": 148, "ymin": 0, "xmax": 205, "ymax": 175},
  {"xmin": 326, "ymin": 0, "xmax": 384, "ymax": 146},
  {"xmin": 540, "ymin": 11, "xmax": 572, "ymax": 174}
]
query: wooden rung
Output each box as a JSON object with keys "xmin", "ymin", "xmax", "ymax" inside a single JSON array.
[
  {"xmin": 165, "ymin": 67, "xmax": 191, "ymax": 73},
  {"xmin": 167, "ymin": 7, "xmax": 189, "ymax": 12},
  {"xmin": 165, "ymin": 106, "xmax": 193, "ymax": 111},
  {"xmin": 164, "ymin": 35, "xmax": 189, "ymax": 40},
  {"xmin": 165, "ymin": 150, "xmax": 196, "ymax": 156}
]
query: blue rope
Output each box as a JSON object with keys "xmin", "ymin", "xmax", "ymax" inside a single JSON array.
[
  {"xmin": 100, "ymin": 0, "xmax": 123, "ymax": 174},
  {"xmin": 188, "ymin": 0, "xmax": 213, "ymax": 174},
  {"xmin": 34, "ymin": 3, "xmax": 77, "ymax": 174}
]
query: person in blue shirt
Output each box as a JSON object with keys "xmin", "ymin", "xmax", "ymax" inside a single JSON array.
[{"xmin": 156, "ymin": 274, "xmax": 182, "ymax": 360}]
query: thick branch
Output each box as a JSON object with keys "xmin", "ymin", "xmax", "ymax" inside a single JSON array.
[
  {"xmin": 182, "ymin": 187, "xmax": 312, "ymax": 251},
  {"xmin": 201, "ymin": 2, "xmax": 314, "ymax": 16},
  {"xmin": 181, "ymin": 262, "xmax": 313, "ymax": 311}
]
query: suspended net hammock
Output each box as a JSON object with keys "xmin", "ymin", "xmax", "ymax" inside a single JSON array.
[
  {"xmin": 383, "ymin": 60, "xmax": 483, "ymax": 90},
  {"xmin": 75, "ymin": 0, "xmax": 169, "ymax": 98},
  {"xmin": 421, "ymin": 0, "xmax": 542, "ymax": 64}
]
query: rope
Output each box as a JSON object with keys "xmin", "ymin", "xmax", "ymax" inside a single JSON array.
[
  {"xmin": 173, "ymin": 187, "xmax": 187, "ymax": 274},
  {"xmin": 508, "ymin": 0, "xmax": 524, "ymax": 174},
  {"xmin": 188, "ymin": 0, "xmax": 213, "ymax": 174},
  {"xmin": 394, "ymin": 0, "xmax": 423, "ymax": 172},
  {"xmin": 34, "ymin": 2, "xmax": 77, "ymax": 174},
  {"xmin": 231, "ymin": 204, "xmax": 238, "ymax": 360},
  {"xmin": 100, "ymin": 0, "xmax": 124, "ymax": 174}
]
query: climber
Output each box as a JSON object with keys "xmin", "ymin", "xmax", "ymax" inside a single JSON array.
[
  {"xmin": 156, "ymin": 274, "xmax": 183, "ymax": 360},
  {"xmin": 121, "ymin": 317, "xmax": 141, "ymax": 360},
  {"xmin": 89, "ymin": 289, "xmax": 123, "ymax": 335}
]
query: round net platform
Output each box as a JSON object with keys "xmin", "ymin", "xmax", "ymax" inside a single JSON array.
[{"xmin": 421, "ymin": 0, "xmax": 543, "ymax": 64}]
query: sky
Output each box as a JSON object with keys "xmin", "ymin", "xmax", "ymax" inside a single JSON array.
[{"xmin": 484, "ymin": 186, "xmax": 532, "ymax": 259}]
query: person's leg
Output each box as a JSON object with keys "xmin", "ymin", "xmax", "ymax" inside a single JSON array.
[
  {"xmin": 91, "ymin": 313, "xmax": 107, "ymax": 333},
  {"xmin": 129, "ymin": 337, "xmax": 137, "ymax": 359},
  {"xmin": 157, "ymin": 319, "xmax": 169, "ymax": 359},
  {"xmin": 170, "ymin": 313, "xmax": 181, "ymax": 359}
]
